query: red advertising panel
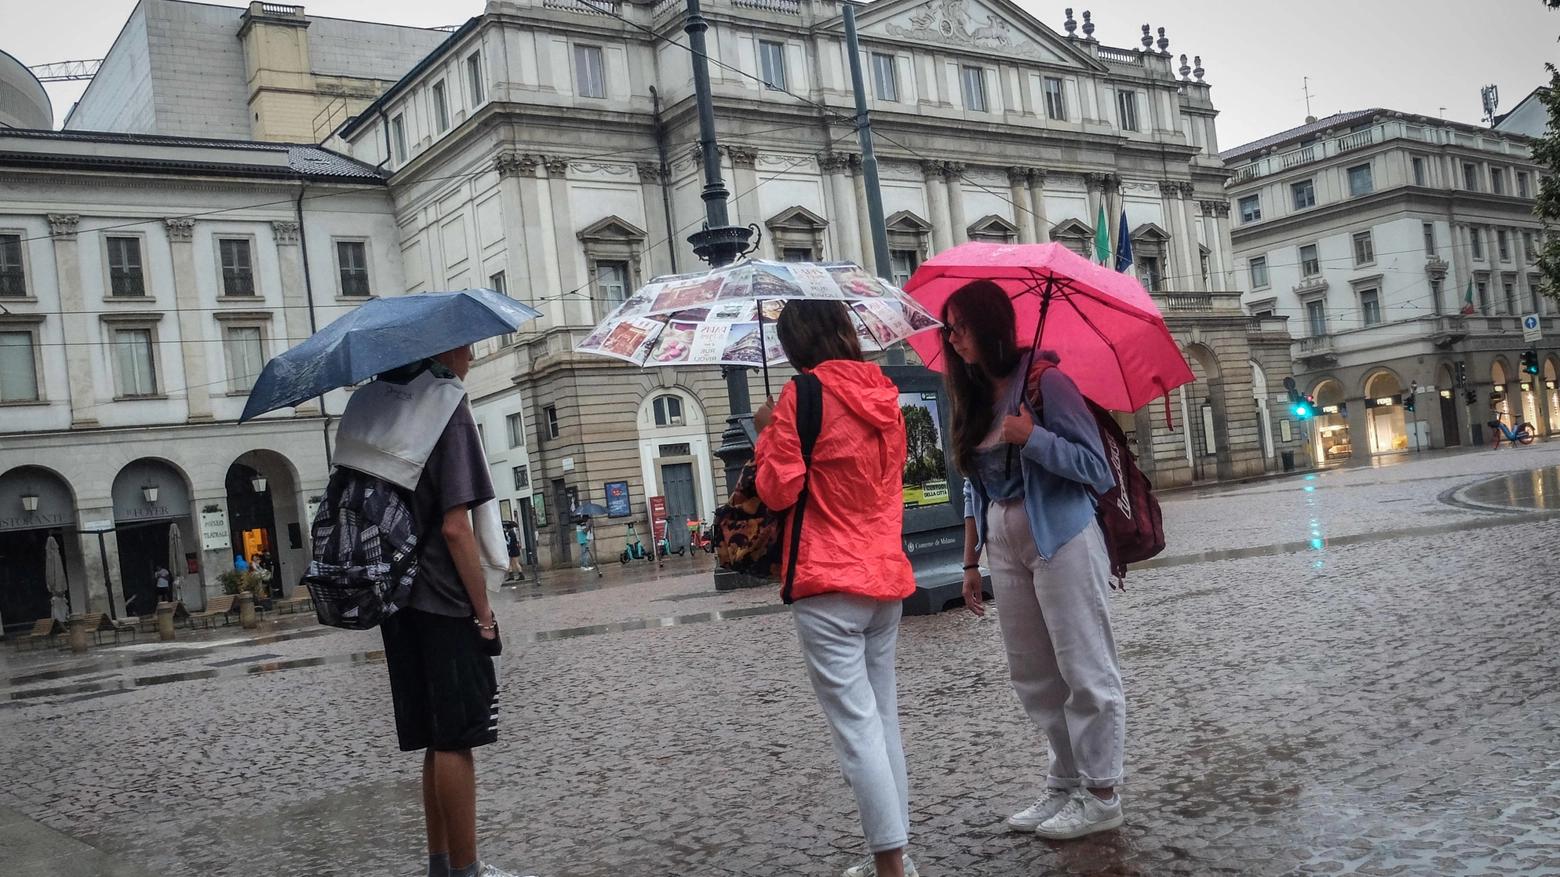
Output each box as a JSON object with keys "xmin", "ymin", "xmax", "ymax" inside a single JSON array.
[{"xmin": 649, "ymin": 495, "xmax": 669, "ymax": 541}]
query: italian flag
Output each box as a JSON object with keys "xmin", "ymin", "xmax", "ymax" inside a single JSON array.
[
  {"xmin": 1460, "ymin": 280, "xmax": 1476, "ymax": 315},
  {"xmin": 1093, "ymin": 204, "xmax": 1110, "ymax": 264}
]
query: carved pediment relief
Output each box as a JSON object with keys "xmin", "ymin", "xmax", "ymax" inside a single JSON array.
[
  {"xmin": 577, "ymin": 215, "xmax": 647, "ymax": 244},
  {"xmin": 1130, "ymin": 221, "xmax": 1170, "ymax": 242},
  {"xmin": 969, "ymin": 213, "xmax": 1020, "ymax": 241},
  {"xmin": 766, "ymin": 205, "xmax": 829, "ymax": 231},
  {"xmin": 859, "ymin": 0, "xmax": 1096, "ymax": 68},
  {"xmin": 886, "ymin": 210, "xmax": 933, "ymax": 233},
  {"xmin": 1049, "ymin": 217, "xmax": 1094, "ymax": 241}
]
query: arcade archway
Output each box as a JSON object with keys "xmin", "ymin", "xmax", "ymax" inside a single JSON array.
[
  {"xmin": 1311, "ymin": 378, "xmax": 1351, "ymax": 462},
  {"xmin": 1363, "ymin": 371, "xmax": 1407, "ymax": 454},
  {"xmin": 0, "ymin": 466, "xmax": 78, "ymax": 633},
  {"xmin": 111, "ymin": 459, "xmax": 193, "ymax": 617}
]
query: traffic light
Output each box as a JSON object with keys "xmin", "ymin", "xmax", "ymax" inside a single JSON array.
[
  {"xmin": 1522, "ymin": 345, "xmax": 1540, "ymax": 376},
  {"xmin": 1403, "ymin": 391, "xmax": 1415, "ymax": 413},
  {"xmin": 1465, "ymin": 389, "xmax": 1478, "ymax": 405},
  {"xmin": 1293, "ymin": 394, "xmax": 1314, "ymax": 419},
  {"xmin": 1455, "ymin": 360, "xmax": 1468, "ymax": 387}
]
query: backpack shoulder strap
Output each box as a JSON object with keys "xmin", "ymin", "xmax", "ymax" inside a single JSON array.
[
  {"xmin": 781, "ymin": 373, "xmax": 823, "ymax": 603},
  {"xmin": 1023, "ymin": 356, "xmax": 1058, "ymax": 423}
]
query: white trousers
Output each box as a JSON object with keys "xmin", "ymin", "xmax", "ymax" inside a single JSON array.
[
  {"xmin": 986, "ymin": 501, "xmax": 1126, "ymax": 789},
  {"xmin": 791, "ymin": 592, "xmax": 911, "ymax": 852}
]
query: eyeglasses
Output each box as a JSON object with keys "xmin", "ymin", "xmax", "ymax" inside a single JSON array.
[{"xmin": 941, "ymin": 321, "xmax": 970, "ymax": 340}]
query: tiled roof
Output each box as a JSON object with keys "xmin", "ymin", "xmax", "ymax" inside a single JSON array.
[
  {"xmin": 0, "ymin": 128, "xmax": 386, "ymax": 182},
  {"xmin": 1220, "ymin": 110, "xmax": 1381, "ymax": 162}
]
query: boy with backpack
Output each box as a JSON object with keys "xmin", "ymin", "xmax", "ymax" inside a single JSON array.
[{"xmin": 326, "ymin": 345, "xmax": 527, "ymax": 877}]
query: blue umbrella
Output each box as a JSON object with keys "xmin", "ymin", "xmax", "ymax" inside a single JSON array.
[
  {"xmin": 241, "ymin": 289, "xmax": 541, "ymax": 422},
  {"xmin": 575, "ymin": 503, "xmax": 609, "ymax": 517}
]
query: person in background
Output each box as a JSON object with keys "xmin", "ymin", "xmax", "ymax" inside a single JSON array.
[
  {"xmin": 503, "ymin": 521, "xmax": 525, "ymax": 582},
  {"xmin": 753, "ymin": 300, "xmax": 919, "ymax": 877},
  {"xmin": 942, "ymin": 280, "xmax": 1126, "ymax": 841},
  {"xmin": 153, "ymin": 565, "xmax": 172, "ymax": 605}
]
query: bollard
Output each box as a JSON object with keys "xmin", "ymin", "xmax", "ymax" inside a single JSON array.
[
  {"xmin": 238, "ymin": 591, "xmax": 258, "ymax": 629},
  {"xmin": 156, "ymin": 601, "xmax": 176, "ymax": 641},
  {"xmin": 68, "ymin": 613, "xmax": 90, "ymax": 654}
]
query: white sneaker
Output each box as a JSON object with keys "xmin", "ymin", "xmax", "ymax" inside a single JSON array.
[
  {"xmin": 1034, "ymin": 791, "xmax": 1124, "ymax": 840},
  {"xmin": 1005, "ymin": 788, "xmax": 1073, "ymax": 832},
  {"xmin": 478, "ymin": 864, "xmax": 536, "ymax": 877},
  {"xmin": 842, "ymin": 852, "xmax": 919, "ymax": 877}
]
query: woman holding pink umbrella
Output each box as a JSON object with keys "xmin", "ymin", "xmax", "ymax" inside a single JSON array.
[{"xmin": 941, "ymin": 278, "xmax": 1126, "ymax": 841}]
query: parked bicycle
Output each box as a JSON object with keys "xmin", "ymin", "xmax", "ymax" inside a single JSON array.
[
  {"xmin": 1489, "ymin": 419, "xmax": 1538, "ymax": 448},
  {"xmin": 687, "ymin": 517, "xmax": 716, "ymax": 554}
]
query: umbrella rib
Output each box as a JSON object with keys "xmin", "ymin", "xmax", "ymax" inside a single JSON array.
[{"xmin": 1056, "ymin": 285, "xmax": 1137, "ymax": 410}]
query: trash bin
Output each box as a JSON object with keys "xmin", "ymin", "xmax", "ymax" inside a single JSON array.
[{"xmin": 1281, "ymin": 450, "xmax": 1295, "ymax": 472}]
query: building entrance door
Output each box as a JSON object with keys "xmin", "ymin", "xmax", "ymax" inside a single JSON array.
[
  {"xmin": 0, "ymin": 527, "xmax": 61, "ymax": 633},
  {"xmin": 660, "ymin": 462, "xmax": 695, "ymax": 554},
  {"xmin": 1440, "ymin": 392, "xmax": 1462, "ymax": 447},
  {"xmin": 552, "ymin": 479, "xmax": 572, "ymax": 563}
]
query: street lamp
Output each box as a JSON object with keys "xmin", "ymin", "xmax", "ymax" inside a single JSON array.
[
  {"xmin": 141, "ymin": 485, "xmax": 159, "ymax": 503},
  {"xmin": 20, "ymin": 492, "xmax": 39, "ymax": 512},
  {"xmin": 251, "ymin": 475, "xmax": 268, "ymax": 493}
]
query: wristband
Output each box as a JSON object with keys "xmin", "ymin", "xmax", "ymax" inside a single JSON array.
[
  {"xmin": 474, "ymin": 617, "xmax": 497, "ymax": 632},
  {"xmin": 962, "ymin": 563, "xmax": 980, "ymax": 571}
]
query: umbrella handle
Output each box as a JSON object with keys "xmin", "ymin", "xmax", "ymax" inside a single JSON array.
[{"xmin": 759, "ymin": 298, "xmax": 772, "ymax": 399}]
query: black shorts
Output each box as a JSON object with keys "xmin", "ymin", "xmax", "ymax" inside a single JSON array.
[{"xmin": 381, "ymin": 608, "xmax": 498, "ymax": 752}]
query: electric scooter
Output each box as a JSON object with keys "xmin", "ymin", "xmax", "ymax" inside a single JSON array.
[{"xmin": 620, "ymin": 522, "xmax": 650, "ymax": 563}]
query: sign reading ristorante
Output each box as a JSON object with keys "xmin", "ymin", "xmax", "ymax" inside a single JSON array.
[{"xmin": 0, "ymin": 511, "xmax": 74, "ymax": 532}]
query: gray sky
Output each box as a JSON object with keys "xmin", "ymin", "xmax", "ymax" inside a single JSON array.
[{"xmin": 5, "ymin": 0, "xmax": 1557, "ymax": 150}]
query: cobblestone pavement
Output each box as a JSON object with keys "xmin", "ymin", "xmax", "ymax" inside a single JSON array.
[{"xmin": 3, "ymin": 445, "xmax": 1560, "ymax": 876}]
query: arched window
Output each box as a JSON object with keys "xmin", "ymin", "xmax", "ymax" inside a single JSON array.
[{"xmin": 652, "ymin": 394, "xmax": 684, "ymax": 427}]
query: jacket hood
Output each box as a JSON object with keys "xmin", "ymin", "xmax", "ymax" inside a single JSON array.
[{"xmin": 810, "ymin": 360, "xmax": 901, "ymax": 428}]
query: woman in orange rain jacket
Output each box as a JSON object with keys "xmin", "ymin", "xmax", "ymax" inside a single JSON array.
[{"xmin": 754, "ymin": 299, "xmax": 918, "ymax": 877}]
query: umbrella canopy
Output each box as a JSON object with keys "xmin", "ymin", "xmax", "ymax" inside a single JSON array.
[
  {"xmin": 575, "ymin": 503, "xmax": 609, "ymax": 517},
  {"xmin": 241, "ymin": 289, "xmax": 542, "ymax": 422},
  {"xmin": 904, "ymin": 242, "xmax": 1193, "ymax": 413},
  {"xmin": 167, "ymin": 523, "xmax": 185, "ymax": 604},
  {"xmin": 575, "ymin": 261, "xmax": 939, "ymax": 392},
  {"xmin": 45, "ymin": 536, "xmax": 68, "ymax": 622}
]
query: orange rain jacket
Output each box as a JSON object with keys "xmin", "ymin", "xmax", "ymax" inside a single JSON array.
[{"xmin": 755, "ymin": 359, "xmax": 917, "ymax": 603}]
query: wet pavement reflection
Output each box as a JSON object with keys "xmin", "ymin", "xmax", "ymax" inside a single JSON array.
[{"xmin": 1461, "ymin": 465, "xmax": 1560, "ymax": 510}]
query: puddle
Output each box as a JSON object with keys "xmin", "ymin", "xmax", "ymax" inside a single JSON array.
[
  {"xmin": 1459, "ymin": 466, "xmax": 1560, "ymax": 511},
  {"xmin": 525, "ymin": 604, "xmax": 790, "ymax": 642}
]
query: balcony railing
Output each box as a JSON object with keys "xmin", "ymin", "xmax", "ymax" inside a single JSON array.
[
  {"xmin": 1095, "ymin": 46, "xmax": 1144, "ymax": 66},
  {"xmin": 1160, "ymin": 291, "xmax": 1212, "ymax": 312},
  {"xmin": 543, "ymin": 0, "xmax": 621, "ymax": 14},
  {"xmin": 1298, "ymin": 335, "xmax": 1335, "ymax": 355},
  {"xmin": 731, "ymin": 0, "xmax": 800, "ymax": 12},
  {"xmin": 1335, "ymin": 129, "xmax": 1374, "ymax": 152}
]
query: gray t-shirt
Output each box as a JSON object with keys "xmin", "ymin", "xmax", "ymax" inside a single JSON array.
[{"xmin": 407, "ymin": 401, "xmax": 495, "ymax": 617}]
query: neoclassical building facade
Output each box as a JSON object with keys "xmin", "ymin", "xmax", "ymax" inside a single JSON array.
[{"xmin": 336, "ymin": 0, "xmax": 1298, "ymax": 566}]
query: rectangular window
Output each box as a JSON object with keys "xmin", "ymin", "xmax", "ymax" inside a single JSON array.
[
  {"xmin": 1352, "ymin": 231, "xmax": 1375, "ymax": 265},
  {"xmin": 507, "ymin": 412, "xmax": 525, "ymax": 448},
  {"xmin": 107, "ymin": 236, "xmax": 145, "ymax": 297},
  {"xmin": 1470, "ymin": 227, "xmax": 1485, "ymax": 260},
  {"xmin": 1518, "ymin": 171, "xmax": 1531, "ymax": 198},
  {"xmin": 1412, "ymin": 156, "xmax": 1426, "ymax": 187},
  {"xmin": 781, "ymin": 247, "xmax": 813, "ymax": 262},
  {"xmin": 512, "ymin": 465, "xmax": 529, "ymax": 492},
  {"xmin": 889, "ymin": 249, "xmax": 919, "ymax": 287},
  {"xmin": 595, "ymin": 260, "xmax": 628, "ymax": 308},
  {"xmin": 1423, "ymin": 223, "xmax": 1436, "ymax": 256},
  {"xmin": 1138, "ymin": 255, "xmax": 1162, "ymax": 292},
  {"xmin": 544, "ymin": 405, "xmax": 559, "ymax": 439},
  {"xmin": 1116, "ymin": 90, "xmax": 1138, "ymax": 131},
  {"xmin": 1360, "ymin": 289, "xmax": 1381, "ymax": 326},
  {"xmin": 871, "ymin": 53, "xmax": 898, "ymax": 102},
  {"xmin": 1347, "ymin": 163, "xmax": 1373, "ymax": 196},
  {"xmin": 467, "ymin": 52, "xmax": 484, "ymax": 104},
  {"xmin": 0, "ymin": 330, "xmax": 39, "ymax": 402},
  {"xmin": 391, "ymin": 114, "xmax": 406, "ymax": 163},
  {"xmin": 1490, "ymin": 168, "xmax": 1506, "ymax": 195},
  {"xmin": 1497, "ymin": 229, "xmax": 1511, "ymax": 261},
  {"xmin": 114, "ymin": 328, "xmax": 156, "ymax": 397},
  {"xmin": 0, "ymin": 234, "xmax": 24, "ymax": 297},
  {"xmin": 1299, "ymin": 243, "xmax": 1320, "ymax": 276},
  {"xmin": 1306, "ymin": 300, "xmax": 1326, "ymax": 337},
  {"xmin": 337, "ymin": 241, "xmax": 370, "ymax": 297},
  {"xmin": 432, "ymin": 81, "xmax": 449, "ymax": 133},
  {"xmin": 961, "ymin": 66, "xmax": 987, "ymax": 112},
  {"xmin": 574, "ymin": 45, "xmax": 605, "ymax": 99},
  {"xmin": 218, "ymin": 238, "xmax": 255, "ymax": 296},
  {"xmin": 1291, "ymin": 179, "xmax": 1316, "ymax": 210},
  {"xmin": 223, "ymin": 326, "xmax": 263, "ymax": 393},
  {"xmin": 759, "ymin": 41, "xmax": 787, "ymax": 91},
  {"xmin": 1238, "ymin": 194, "xmax": 1261, "ymax": 224},
  {"xmin": 1249, "ymin": 256, "xmax": 1269, "ymax": 289},
  {"xmin": 1043, "ymin": 76, "xmax": 1066, "ymax": 121},
  {"xmin": 1504, "ymin": 280, "xmax": 1517, "ymax": 314},
  {"xmin": 490, "ymin": 270, "xmax": 507, "ymax": 297},
  {"xmin": 1524, "ymin": 230, "xmax": 1537, "ymax": 260},
  {"xmin": 1463, "ymin": 162, "xmax": 1480, "ymax": 191},
  {"xmin": 1477, "ymin": 280, "xmax": 1490, "ymax": 313}
]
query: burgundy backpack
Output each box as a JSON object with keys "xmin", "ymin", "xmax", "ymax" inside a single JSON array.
[{"xmin": 1026, "ymin": 359, "xmax": 1165, "ymax": 586}]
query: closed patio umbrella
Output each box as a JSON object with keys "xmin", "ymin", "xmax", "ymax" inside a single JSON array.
[
  {"xmin": 167, "ymin": 523, "xmax": 185, "ymax": 605},
  {"xmin": 45, "ymin": 536, "xmax": 68, "ymax": 623}
]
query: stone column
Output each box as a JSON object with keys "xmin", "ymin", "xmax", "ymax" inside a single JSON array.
[
  {"xmin": 1009, "ymin": 167, "xmax": 1035, "ymax": 243},
  {"xmin": 1027, "ymin": 170, "xmax": 1049, "ymax": 244},
  {"xmin": 1084, "ymin": 173, "xmax": 1107, "ymax": 255},
  {"xmin": 851, "ymin": 154, "xmax": 875, "ymax": 268},
  {"xmin": 728, "ymin": 146, "xmax": 761, "ymax": 242},
  {"xmin": 270, "ymin": 221, "xmax": 317, "ymax": 415},
  {"xmin": 1200, "ymin": 200, "xmax": 1231, "ymax": 291},
  {"xmin": 543, "ymin": 157, "xmax": 582, "ymax": 325},
  {"xmin": 946, "ymin": 162, "xmax": 968, "ymax": 246},
  {"xmin": 822, "ymin": 152, "xmax": 862, "ymax": 265},
  {"xmin": 634, "ymin": 161, "xmax": 674, "ymax": 277},
  {"xmin": 1160, "ymin": 181, "xmax": 1193, "ymax": 291},
  {"xmin": 496, "ymin": 153, "xmax": 548, "ymax": 324},
  {"xmin": 75, "ymin": 503, "xmax": 121, "ymax": 616},
  {"xmin": 922, "ymin": 161, "xmax": 951, "ymax": 254},
  {"xmin": 1181, "ymin": 186, "xmax": 1205, "ymax": 291},
  {"xmin": 48, "ymin": 214, "xmax": 98, "ymax": 427},
  {"xmin": 165, "ymin": 219, "xmax": 214, "ymax": 422}
]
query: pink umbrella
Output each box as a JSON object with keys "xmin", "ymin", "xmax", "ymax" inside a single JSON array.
[{"xmin": 904, "ymin": 242, "xmax": 1193, "ymax": 414}]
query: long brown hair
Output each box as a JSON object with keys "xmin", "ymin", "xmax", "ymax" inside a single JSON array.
[
  {"xmin": 776, "ymin": 299, "xmax": 864, "ymax": 370},
  {"xmin": 942, "ymin": 280, "xmax": 1021, "ymax": 477}
]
